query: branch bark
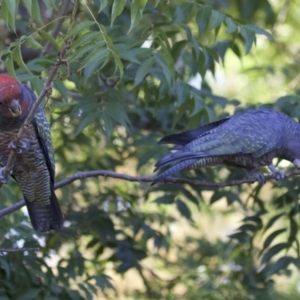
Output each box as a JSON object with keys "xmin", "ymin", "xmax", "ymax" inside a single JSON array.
[
  {"xmin": 0, "ymin": 247, "xmax": 39, "ymax": 253},
  {"xmin": 1, "ymin": 167, "xmax": 299, "ymax": 218}
]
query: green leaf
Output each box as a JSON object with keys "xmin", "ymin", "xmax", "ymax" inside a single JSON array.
[
  {"xmin": 15, "ymin": 289, "xmax": 42, "ymax": 300},
  {"xmin": 2, "ymin": 0, "xmax": 17, "ymax": 32},
  {"xmin": 69, "ymin": 31, "xmax": 101, "ymax": 50},
  {"xmin": 129, "ymin": 0, "xmax": 147, "ymax": 32},
  {"xmin": 176, "ymin": 199, "xmax": 192, "ymax": 220},
  {"xmin": 225, "ymin": 17, "xmax": 237, "ymax": 33},
  {"xmin": 25, "ymin": 36, "xmax": 43, "ymax": 49},
  {"xmin": 211, "ymin": 10, "xmax": 225, "ymax": 30},
  {"xmin": 237, "ymin": 223, "xmax": 258, "ymax": 233},
  {"xmin": 191, "ymin": 95, "xmax": 204, "ymax": 117},
  {"xmin": 115, "ymin": 44, "xmax": 141, "ymax": 64},
  {"xmin": 263, "ymin": 229, "xmax": 286, "ymax": 250},
  {"xmin": 288, "ymin": 217, "xmax": 298, "ymax": 244},
  {"xmin": 79, "ymin": 47, "xmax": 110, "ymax": 70},
  {"xmin": 38, "ymin": 30, "xmax": 59, "ymax": 50},
  {"xmin": 102, "ymin": 113, "xmax": 113, "ymax": 138},
  {"xmin": 105, "ymin": 101, "xmax": 129, "ymax": 127},
  {"xmin": 244, "ymin": 24, "xmax": 274, "ymax": 40},
  {"xmin": 153, "ymin": 195, "xmax": 174, "ymax": 204},
  {"xmin": 229, "ymin": 231, "xmax": 251, "ymax": 243},
  {"xmin": 5, "ymin": 55, "xmax": 17, "ymax": 79},
  {"xmin": 99, "ymin": 0, "xmax": 108, "ymax": 12},
  {"xmin": 196, "ymin": 5, "xmax": 212, "ymax": 33},
  {"xmin": 31, "ymin": 0, "xmax": 43, "ymax": 23},
  {"xmin": 97, "ymin": 24, "xmax": 123, "ymax": 76},
  {"xmin": 240, "ymin": 26, "xmax": 256, "ymax": 54},
  {"xmin": 263, "ymin": 213, "xmax": 285, "ymax": 233},
  {"xmin": 65, "ymin": 21, "xmax": 95, "ymax": 39},
  {"xmin": 155, "ymin": 53, "xmax": 173, "ymax": 86},
  {"xmin": 0, "ymin": 257, "xmax": 11, "ymax": 278},
  {"xmin": 111, "ymin": 0, "xmax": 126, "ymax": 26},
  {"xmin": 75, "ymin": 111, "xmax": 101, "ymax": 136},
  {"xmin": 175, "ymin": 82, "xmax": 190, "ymax": 106},
  {"xmin": 71, "ymin": 43, "xmax": 100, "ymax": 62},
  {"xmin": 134, "ymin": 57, "xmax": 155, "ymax": 86},
  {"xmin": 173, "ymin": 3, "xmax": 194, "ymax": 24},
  {"xmin": 262, "ymin": 243, "xmax": 289, "ymax": 264},
  {"xmin": 267, "ymin": 256, "xmax": 300, "ymax": 277},
  {"xmin": 22, "ymin": 0, "xmax": 32, "ymax": 15},
  {"xmin": 3, "ymin": 0, "xmax": 17, "ymax": 21},
  {"xmin": 42, "ymin": 0, "xmax": 57, "ymax": 11},
  {"xmin": 94, "ymin": 274, "xmax": 115, "ymax": 291},
  {"xmin": 104, "ymin": 91, "xmax": 130, "ymax": 127},
  {"xmin": 13, "ymin": 44, "xmax": 32, "ymax": 74}
]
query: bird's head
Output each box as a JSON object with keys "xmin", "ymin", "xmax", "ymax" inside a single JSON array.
[{"xmin": 0, "ymin": 74, "xmax": 29, "ymax": 118}]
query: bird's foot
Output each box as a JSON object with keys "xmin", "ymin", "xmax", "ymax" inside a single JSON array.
[
  {"xmin": 269, "ymin": 169, "xmax": 285, "ymax": 181},
  {"xmin": 0, "ymin": 167, "xmax": 12, "ymax": 184},
  {"xmin": 250, "ymin": 171, "xmax": 266, "ymax": 184},
  {"xmin": 8, "ymin": 138, "xmax": 30, "ymax": 154},
  {"xmin": 293, "ymin": 158, "xmax": 300, "ymax": 168},
  {"xmin": 268, "ymin": 164, "xmax": 285, "ymax": 181}
]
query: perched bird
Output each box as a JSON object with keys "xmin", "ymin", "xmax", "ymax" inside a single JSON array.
[
  {"xmin": 153, "ymin": 109, "xmax": 300, "ymax": 184},
  {"xmin": 0, "ymin": 74, "xmax": 63, "ymax": 232}
]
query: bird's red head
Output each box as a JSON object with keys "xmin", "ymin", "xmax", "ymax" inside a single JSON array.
[{"xmin": 0, "ymin": 74, "xmax": 25, "ymax": 118}]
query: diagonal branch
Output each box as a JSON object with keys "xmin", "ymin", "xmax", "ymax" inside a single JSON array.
[
  {"xmin": 1, "ymin": 167, "xmax": 299, "ymax": 218},
  {"xmin": 0, "ymin": 0, "xmax": 79, "ymax": 188}
]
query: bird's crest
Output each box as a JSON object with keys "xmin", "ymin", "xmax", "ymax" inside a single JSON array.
[{"xmin": 0, "ymin": 74, "xmax": 21, "ymax": 105}]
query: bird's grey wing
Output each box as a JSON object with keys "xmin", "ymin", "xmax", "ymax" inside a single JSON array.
[
  {"xmin": 186, "ymin": 110, "xmax": 285, "ymax": 158},
  {"xmin": 32, "ymin": 108, "xmax": 55, "ymax": 181},
  {"xmin": 159, "ymin": 116, "xmax": 231, "ymax": 146}
]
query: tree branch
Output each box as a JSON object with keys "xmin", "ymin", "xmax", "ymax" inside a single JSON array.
[
  {"xmin": 1, "ymin": 168, "xmax": 299, "ymax": 218},
  {"xmin": 0, "ymin": 247, "xmax": 39, "ymax": 253},
  {"xmin": 0, "ymin": 0, "xmax": 79, "ymax": 188}
]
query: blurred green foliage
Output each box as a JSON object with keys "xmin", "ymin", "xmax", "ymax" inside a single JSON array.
[{"xmin": 0, "ymin": 0, "xmax": 300, "ymax": 299}]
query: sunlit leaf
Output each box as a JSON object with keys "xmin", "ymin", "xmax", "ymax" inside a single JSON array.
[
  {"xmin": 263, "ymin": 229, "xmax": 286, "ymax": 251},
  {"xmin": 196, "ymin": 5, "xmax": 212, "ymax": 33},
  {"xmin": 262, "ymin": 243, "xmax": 289, "ymax": 264},
  {"xmin": 65, "ymin": 21, "xmax": 95, "ymax": 39},
  {"xmin": 31, "ymin": 0, "xmax": 43, "ymax": 23},
  {"xmin": 176, "ymin": 199, "xmax": 192, "ymax": 220},
  {"xmin": 129, "ymin": 0, "xmax": 147, "ymax": 32},
  {"xmin": 111, "ymin": 0, "xmax": 126, "ymax": 26},
  {"xmin": 13, "ymin": 44, "xmax": 32, "ymax": 74}
]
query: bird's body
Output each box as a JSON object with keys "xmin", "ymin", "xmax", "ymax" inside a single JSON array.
[
  {"xmin": 153, "ymin": 109, "xmax": 300, "ymax": 184},
  {"xmin": 0, "ymin": 74, "xmax": 63, "ymax": 232}
]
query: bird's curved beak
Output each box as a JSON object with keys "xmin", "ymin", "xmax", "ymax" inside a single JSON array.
[{"xmin": 9, "ymin": 99, "xmax": 22, "ymax": 117}]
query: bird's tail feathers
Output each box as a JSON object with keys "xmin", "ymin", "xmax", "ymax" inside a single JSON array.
[
  {"xmin": 25, "ymin": 189, "xmax": 64, "ymax": 233},
  {"xmin": 154, "ymin": 150, "xmax": 201, "ymax": 171},
  {"xmin": 158, "ymin": 117, "xmax": 230, "ymax": 146},
  {"xmin": 152, "ymin": 158, "xmax": 199, "ymax": 185}
]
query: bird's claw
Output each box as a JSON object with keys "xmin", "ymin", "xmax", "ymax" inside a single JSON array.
[
  {"xmin": 270, "ymin": 169, "xmax": 285, "ymax": 181},
  {"xmin": 8, "ymin": 138, "xmax": 30, "ymax": 154},
  {"xmin": 0, "ymin": 167, "xmax": 12, "ymax": 184},
  {"xmin": 250, "ymin": 172, "xmax": 266, "ymax": 184}
]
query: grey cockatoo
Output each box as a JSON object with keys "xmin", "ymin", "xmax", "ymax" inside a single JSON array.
[
  {"xmin": 153, "ymin": 109, "xmax": 300, "ymax": 184},
  {"xmin": 0, "ymin": 74, "xmax": 63, "ymax": 232}
]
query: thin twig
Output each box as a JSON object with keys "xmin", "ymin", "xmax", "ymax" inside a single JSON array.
[
  {"xmin": 1, "ymin": 168, "xmax": 299, "ymax": 218},
  {"xmin": 0, "ymin": 0, "xmax": 79, "ymax": 188},
  {"xmin": 41, "ymin": 0, "xmax": 71, "ymax": 56},
  {"xmin": 0, "ymin": 247, "xmax": 39, "ymax": 252}
]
